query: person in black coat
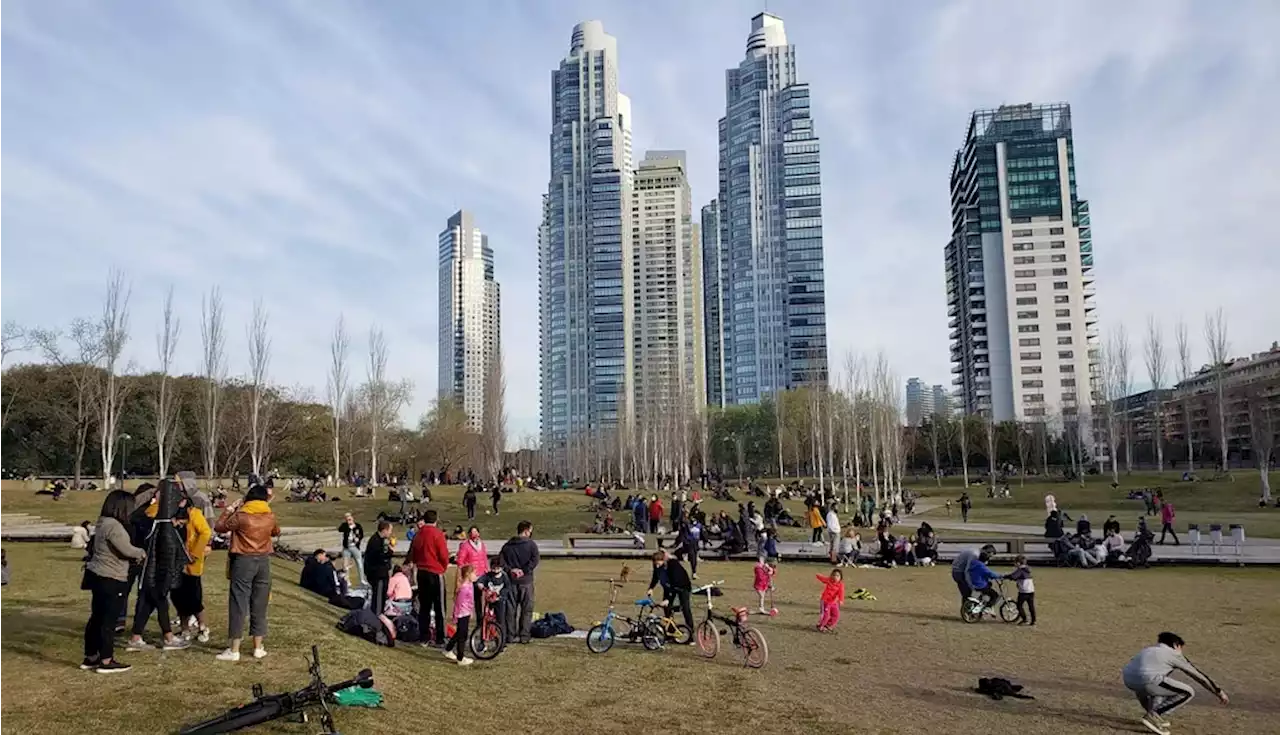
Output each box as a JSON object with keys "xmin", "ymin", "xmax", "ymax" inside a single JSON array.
[
  {"xmin": 645, "ymin": 551, "xmax": 694, "ymax": 639},
  {"xmin": 363, "ymin": 521, "xmax": 395, "ymax": 615},
  {"xmin": 463, "ymin": 486, "xmax": 478, "ymax": 520}
]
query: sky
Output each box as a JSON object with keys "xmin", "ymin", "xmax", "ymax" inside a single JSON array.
[{"xmin": 3, "ymin": 0, "xmax": 1279, "ymax": 447}]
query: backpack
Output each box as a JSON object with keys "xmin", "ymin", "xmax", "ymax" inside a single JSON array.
[
  {"xmin": 529, "ymin": 612, "xmax": 573, "ymax": 639},
  {"xmin": 975, "ymin": 678, "xmax": 1034, "ymax": 701},
  {"xmin": 337, "ymin": 609, "xmax": 396, "ymax": 647},
  {"xmin": 393, "ymin": 614, "xmax": 421, "ymax": 642}
]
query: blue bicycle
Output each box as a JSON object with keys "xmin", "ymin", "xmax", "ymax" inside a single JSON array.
[{"xmin": 586, "ymin": 580, "xmax": 661, "ymax": 654}]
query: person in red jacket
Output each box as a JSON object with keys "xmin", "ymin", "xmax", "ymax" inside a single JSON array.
[
  {"xmin": 648, "ymin": 495, "xmax": 664, "ymax": 532},
  {"xmin": 408, "ymin": 509, "xmax": 450, "ymax": 646},
  {"xmin": 815, "ymin": 569, "xmax": 845, "ymax": 632}
]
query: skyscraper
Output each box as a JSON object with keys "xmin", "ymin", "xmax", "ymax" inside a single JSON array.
[
  {"xmin": 931, "ymin": 384, "xmax": 952, "ymax": 417},
  {"xmin": 945, "ymin": 103, "xmax": 1099, "ymax": 423},
  {"xmin": 632, "ymin": 151, "xmax": 705, "ymax": 436},
  {"xmin": 701, "ymin": 201, "xmax": 726, "ymax": 408},
  {"xmin": 539, "ymin": 21, "xmax": 634, "ymax": 465},
  {"xmin": 905, "ymin": 378, "xmax": 935, "ymax": 427},
  {"xmin": 438, "ymin": 210, "xmax": 500, "ymax": 432},
  {"xmin": 705, "ymin": 12, "xmax": 828, "ymax": 406}
]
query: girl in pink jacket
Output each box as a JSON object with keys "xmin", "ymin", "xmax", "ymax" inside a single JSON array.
[{"xmin": 455, "ymin": 526, "xmax": 490, "ymax": 585}]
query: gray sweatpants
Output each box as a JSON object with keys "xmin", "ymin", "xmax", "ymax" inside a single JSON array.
[
  {"xmin": 229, "ymin": 554, "xmax": 271, "ymax": 639},
  {"xmin": 506, "ymin": 584, "xmax": 534, "ymax": 642},
  {"xmin": 1130, "ymin": 677, "xmax": 1195, "ymax": 717}
]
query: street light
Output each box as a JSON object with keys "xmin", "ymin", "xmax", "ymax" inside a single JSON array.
[{"xmin": 119, "ymin": 434, "xmax": 131, "ymax": 484}]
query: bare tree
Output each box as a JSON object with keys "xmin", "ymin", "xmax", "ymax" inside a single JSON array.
[
  {"xmin": 97, "ymin": 272, "xmax": 133, "ymax": 483},
  {"xmin": 152, "ymin": 287, "xmax": 182, "ymax": 476},
  {"xmin": 363, "ymin": 327, "xmax": 412, "ymax": 485},
  {"xmin": 197, "ymin": 288, "xmax": 228, "ymax": 483},
  {"xmin": 925, "ymin": 416, "xmax": 945, "ymax": 487},
  {"xmin": 1113, "ymin": 324, "xmax": 1133, "ymax": 474},
  {"xmin": 245, "ymin": 300, "xmax": 272, "ymax": 476},
  {"xmin": 1174, "ymin": 318, "xmax": 1194, "ymax": 470},
  {"xmin": 30, "ymin": 320, "xmax": 103, "ymax": 486},
  {"xmin": 983, "ymin": 411, "xmax": 998, "ymax": 491},
  {"xmin": 1099, "ymin": 332, "xmax": 1123, "ymax": 485},
  {"xmin": 1015, "ymin": 421, "xmax": 1032, "ymax": 486},
  {"xmin": 2, "ymin": 321, "xmax": 28, "ymax": 363},
  {"xmin": 957, "ymin": 410, "xmax": 972, "ymax": 488},
  {"xmin": 480, "ymin": 346, "xmax": 507, "ymax": 480},
  {"xmin": 1203, "ymin": 308, "xmax": 1231, "ymax": 474},
  {"xmin": 327, "ymin": 315, "xmax": 351, "ymax": 483},
  {"xmin": 1143, "ymin": 316, "xmax": 1167, "ymax": 473},
  {"xmin": 1245, "ymin": 382, "xmax": 1275, "ymax": 503}
]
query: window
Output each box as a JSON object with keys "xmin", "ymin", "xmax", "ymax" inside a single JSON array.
[
  {"xmin": 1022, "ymin": 380, "xmax": 1044, "ymax": 388},
  {"xmin": 1017, "ymin": 310, "xmax": 1039, "ymax": 319},
  {"xmin": 1020, "ymin": 351, "xmax": 1041, "ymax": 360},
  {"xmin": 1013, "ymin": 229, "xmax": 1034, "ymax": 237},
  {"xmin": 1056, "ymin": 322, "xmax": 1072, "ymax": 331},
  {"xmin": 1058, "ymin": 350, "xmax": 1074, "ymax": 359},
  {"xmin": 1019, "ymin": 337, "xmax": 1040, "ymax": 347},
  {"xmin": 1053, "ymin": 295, "xmax": 1070, "ymax": 304},
  {"xmin": 1017, "ymin": 325, "xmax": 1040, "ymax": 333},
  {"xmin": 1023, "ymin": 393, "xmax": 1045, "ymax": 403},
  {"xmin": 1021, "ymin": 366, "xmax": 1043, "ymax": 375},
  {"xmin": 1052, "ymin": 268, "xmax": 1069, "ymax": 276},
  {"xmin": 1016, "ymin": 283, "xmax": 1037, "ymax": 292},
  {"xmin": 1061, "ymin": 378, "xmax": 1077, "ymax": 388},
  {"xmin": 1016, "ymin": 297, "xmax": 1038, "ymax": 306},
  {"xmin": 1025, "ymin": 407, "xmax": 1046, "ymax": 417},
  {"xmin": 1012, "ymin": 242, "xmax": 1034, "ymax": 251},
  {"xmin": 1053, "ymin": 281, "xmax": 1069, "ymax": 290},
  {"xmin": 1014, "ymin": 256, "xmax": 1036, "ymax": 265},
  {"xmin": 1060, "ymin": 364, "xmax": 1075, "ymax": 373},
  {"xmin": 1049, "ymin": 227, "xmax": 1064, "ymax": 234},
  {"xmin": 1015, "ymin": 269, "xmax": 1037, "ymax": 278},
  {"xmin": 1055, "ymin": 308, "xmax": 1071, "ymax": 317},
  {"xmin": 1011, "ymin": 216, "xmax": 1032, "ymax": 224},
  {"xmin": 1057, "ymin": 336, "xmax": 1073, "ymax": 345},
  {"xmin": 1051, "ymin": 254, "xmax": 1067, "ymax": 263},
  {"xmin": 1050, "ymin": 241, "xmax": 1065, "ymax": 249}
]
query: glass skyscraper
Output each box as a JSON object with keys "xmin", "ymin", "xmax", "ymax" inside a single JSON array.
[
  {"xmin": 704, "ymin": 12, "xmax": 828, "ymax": 406},
  {"xmin": 539, "ymin": 21, "xmax": 634, "ymax": 466},
  {"xmin": 438, "ymin": 210, "xmax": 500, "ymax": 432}
]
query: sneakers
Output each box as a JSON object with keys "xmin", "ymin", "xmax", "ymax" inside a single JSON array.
[
  {"xmin": 163, "ymin": 637, "xmax": 192, "ymax": 650},
  {"xmin": 758, "ymin": 607, "xmax": 769, "ymax": 615},
  {"xmin": 125, "ymin": 638, "xmax": 153, "ymax": 652},
  {"xmin": 80, "ymin": 657, "xmax": 99, "ymax": 670},
  {"xmin": 197, "ymin": 627, "xmax": 211, "ymax": 644},
  {"xmin": 252, "ymin": 647, "xmax": 268, "ymax": 659},
  {"xmin": 443, "ymin": 650, "xmax": 458, "ymax": 662},
  {"xmin": 96, "ymin": 660, "xmax": 132, "ymax": 674},
  {"xmin": 1139, "ymin": 714, "xmax": 1170, "ymax": 734},
  {"xmin": 215, "ymin": 649, "xmax": 241, "ymax": 662},
  {"xmin": 458, "ymin": 657, "xmax": 474, "ymax": 666}
]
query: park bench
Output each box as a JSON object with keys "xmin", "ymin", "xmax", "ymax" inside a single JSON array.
[
  {"xmin": 563, "ymin": 533, "xmax": 644, "ymax": 551},
  {"xmin": 936, "ymin": 536, "xmax": 1056, "ymax": 559}
]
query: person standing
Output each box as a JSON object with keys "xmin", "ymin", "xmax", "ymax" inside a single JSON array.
[
  {"xmin": 825, "ymin": 503, "xmax": 842, "ymax": 564},
  {"xmin": 337, "ymin": 513, "xmax": 365, "ymax": 586},
  {"xmin": 455, "ymin": 526, "xmax": 489, "ymax": 586},
  {"xmin": 959, "ymin": 493, "xmax": 972, "ymax": 523},
  {"xmin": 1007, "ymin": 555, "xmax": 1036, "ymax": 626},
  {"xmin": 83, "ymin": 490, "xmax": 146, "ymax": 673},
  {"xmin": 1122, "ymin": 632, "xmax": 1228, "ymax": 734},
  {"xmin": 363, "ymin": 521, "xmax": 395, "ymax": 616},
  {"xmin": 463, "ymin": 486, "xmax": 478, "ymax": 520},
  {"xmin": 408, "ymin": 510, "xmax": 450, "ymax": 646},
  {"xmin": 499, "ymin": 520, "xmax": 540, "ymax": 644},
  {"xmin": 633, "ymin": 496, "xmax": 649, "ymax": 534},
  {"xmin": 1158, "ymin": 501, "xmax": 1179, "ymax": 545},
  {"xmin": 648, "ymin": 495, "xmax": 664, "ymax": 533},
  {"xmin": 174, "ymin": 501, "xmax": 213, "ymax": 643},
  {"xmin": 490, "ymin": 485, "xmax": 502, "ymax": 515},
  {"xmin": 214, "ymin": 485, "xmax": 281, "ymax": 662},
  {"xmin": 645, "ymin": 550, "xmax": 695, "ymax": 642},
  {"xmin": 808, "ymin": 504, "xmax": 824, "ymax": 545}
]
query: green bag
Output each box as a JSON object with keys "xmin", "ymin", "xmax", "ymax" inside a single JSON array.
[{"xmin": 333, "ymin": 687, "xmax": 384, "ymax": 708}]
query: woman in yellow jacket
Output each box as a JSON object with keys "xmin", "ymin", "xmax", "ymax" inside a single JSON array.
[
  {"xmin": 808, "ymin": 503, "xmax": 825, "ymax": 544},
  {"xmin": 173, "ymin": 504, "xmax": 212, "ymax": 643}
]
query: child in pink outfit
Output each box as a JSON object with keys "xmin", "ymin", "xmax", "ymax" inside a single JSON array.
[
  {"xmin": 444, "ymin": 565, "xmax": 477, "ymax": 665},
  {"xmin": 753, "ymin": 560, "xmax": 776, "ymax": 614},
  {"xmin": 815, "ymin": 569, "xmax": 845, "ymax": 632}
]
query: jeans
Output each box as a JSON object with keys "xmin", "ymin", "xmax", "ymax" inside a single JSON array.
[
  {"xmin": 447, "ymin": 614, "xmax": 471, "ymax": 658},
  {"xmin": 368, "ymin": 577, "xmax": 388, "ymax": 617},
  {"xmin": 85, "ymin": 572, "xmax": 128, "ymax": 661},
  {"xmin": 131, "ymin": 586, "xmax": 173, "ymax": 636},
  {"xmin": 1160, "ymin": 523, "xmax": 1180, "ymax": 544},
  {"xmin": 811, "ymin": 527, "xmax": 824, "ymax": 543},
  {"xmin": 668, "ymin": 587, "xmax": 694, "ymax": 633},
  {"xmin": 465, "ymin": 502, "xmax": 476, "ymax": 520},
  {"xmin": 228, "ymin": 554, "xmax": 271, "ymax": 638},
  {"xmin": 506, "ymin": 583, "xmax": 534, "ymax": 642},
  {"xmin": 342, "ymin": 546, "xmax": 364, "ymax": 582},
  {"xmin": 1016, "ymin": 592, "xmax": 1036, "ymax": 623},
  {"xmin": 417, "ymin": 571, "xmax": 446, "ymax": 644}
]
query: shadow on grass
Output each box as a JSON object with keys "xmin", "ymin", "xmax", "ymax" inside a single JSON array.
[
  {"xmin": 1, "ymin": 607, "xmax": 86, "ymax": 670},
  {"xmin": 885, "ymin": 683, "xmax": 1144, "ymax": 732}
]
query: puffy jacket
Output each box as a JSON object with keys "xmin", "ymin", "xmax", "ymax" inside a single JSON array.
[
  {"xmin": 214, "ymin": 501, "xmax": 281, "ymax": 555},
  {"xmin": 455, "ymin": 539, "xmax": 489, "ymax": 578},
  {"xmin": 184, "ymin": 507, "xmax": 213, "ymax": 576}
]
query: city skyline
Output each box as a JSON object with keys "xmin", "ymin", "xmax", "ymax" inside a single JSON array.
[
  {"xmin": 3, "ymin": 1, "xmax": 1278, "ymax": 445},
  {"xmin": 437, "ymin": 210, "xmax": 500, "ymax": 432}
]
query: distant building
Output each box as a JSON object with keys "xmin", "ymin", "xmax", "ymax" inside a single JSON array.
[
  {"xmin": 905, "ymin": 378, "xmax": 934, "ymax": 426},
  {"xmin": 1162, "ymin": 345, "xmax": 1280, "ymax": 465},
  {"xmin": 932, "ymin": 384, "xmax": 952, "ymax": 417},
  {"xmin": 438, "ymin": 210, "xmax": 500, "ymax": 432}
]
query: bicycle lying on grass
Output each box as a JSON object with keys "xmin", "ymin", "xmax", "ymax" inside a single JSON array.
[
  {"xmin": 693, "ymin": 580, "xmax": 768, "ymax": 668},
  {"xmin": 586, "ymin": 579, "xmax": 663, "ymax": 653},
  {"xmin": 960, "ymin": 578, "xmax": 1020, "ymax": 624},
  {"xmin": 179, "ymin": 645, "xmax": 374, "ymax": 734}
]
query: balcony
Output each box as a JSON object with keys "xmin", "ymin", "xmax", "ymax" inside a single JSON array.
[
  {"xmin": 971, "ymin": 307, "xmax": 986, "ymax": 316},
  {"xmin": 949, "ymin": 316, "xmax": 960, "ymax": 328},
  {"xmin": 950, "ymin": 328, "xmax": 962, "ymax": 340},
  {"xmin": 952, "ymin": 363, "xmax": 964, "ymax": 373}
]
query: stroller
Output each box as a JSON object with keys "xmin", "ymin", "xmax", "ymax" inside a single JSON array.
[{"xmin": 1126, "ymin": 528, "xmax": 1154, "ymax": 568}]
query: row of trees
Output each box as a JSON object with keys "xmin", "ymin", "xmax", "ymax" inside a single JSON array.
[{"xmin": 2, "ymin": 272, "xmax": 507, "ymax": 486}]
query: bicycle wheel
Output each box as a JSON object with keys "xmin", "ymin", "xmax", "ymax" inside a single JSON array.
[
  {"xmin": 738, "ymin": 627, "xmax": 769, "ymax": 669},
  {"xmin": 469, "ymin": 620, "xmax": 506, "ymax": 660},
  {"xmin": 179, "ymin": 699, "xmax": 286, "ymax": 735},
  {"xmin": 960, "ymin": 600, "xmax": 980, "ymax": 624},
  {"xmin": 586, "ymin": 624, "xmax": 616, "ymax": 654},
  {"xmin": 640, "ymin": 620, "xmax": 664, "ymax": 651},
  {"xmin": 998, "ymin": 600, "xmax": 1020, "ymax": 624},
  {"xmin": 669, "ymin": 623, "xmax": 692, "ymax": 645},
  {"xmin": 695, "ymin": 620, "xmax": 720, "ymax": 658}
]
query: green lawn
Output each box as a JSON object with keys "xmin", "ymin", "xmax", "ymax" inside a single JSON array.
[{"xmin": 2, "ymin": 544, "xmax": 1278, "ymax": 734}]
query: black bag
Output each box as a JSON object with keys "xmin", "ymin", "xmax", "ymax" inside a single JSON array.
[
  {"xmin": 975, "ymin": 677, "xmax": 1034, "ymax": 700},
  {"xmin": 393, "ymin": 614, "xmax": 421, "ymax": 642},
  {"xmin": 337, "ymin": 609, "xmax": 396, "ymax": 647},
  {"xmin": 530, "ymin": 611, "xmax": 573, "ymax": 639}
]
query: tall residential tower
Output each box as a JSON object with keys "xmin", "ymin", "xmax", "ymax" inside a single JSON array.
[
  {"xmin": 704, "ymin": 12, "xmax": 828, "ymax": 406},
  {"xmin": 438, "ymin": 210, "xmax": 500, "ymax": 431},
  {"xmin": 945, "ymin": 103, "xmax": 1098, "ymax": 423},
  {"xmin": 539, "ymin": 21, "xmax": 634, "ymax": 465}
]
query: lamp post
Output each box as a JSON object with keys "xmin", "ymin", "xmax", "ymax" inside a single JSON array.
[{"xmin": 119, "ymin": 434, "xmax": 131, "ymax": 485}]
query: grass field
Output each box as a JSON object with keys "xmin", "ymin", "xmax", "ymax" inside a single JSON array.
[{"xmin": 2, "ymin": 543, "xmax": 1278, "ymax": 734}]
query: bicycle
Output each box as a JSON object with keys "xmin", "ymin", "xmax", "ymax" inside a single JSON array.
[
  {"xmin": 586, "ymin": 579, "xmax": 661, "ymax": 653},
  {"xmin": 179, "ymin": 646, "xmax": 373, "ymax": 734},
  {"xmin": 960, "ymin": 578, "xmax": 1020, "ymax": 624},
  {"xmin": 468, "ymin": 589, "xmax": 506, "ymax": 660},
  {"xmin": 636, "ymin": 598, "xmax": 691, "ymax": 649},
  {"xmin": 693, "ymin": 580, "xmax": 768, "ymax": 668}
]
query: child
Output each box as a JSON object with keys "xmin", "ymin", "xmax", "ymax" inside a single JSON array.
[
  {"xmin": 837, "ymin": 529, "xmax": 861, "ymax": 566},
  {"xmin": 444, "ymin": 564, "xmax": 476, "ymax": 666},
  {"xmin": 1122, "ymin": 632, "xmax": 1228, "ymax": 734},
  {"xmin": 475, "ymin": 558, "xmax": 511, "ymax": 639},
  {"xmin": 815, "ymin": 569, "xmax": 845, "ymax": 632},
  {"xmin": 753, "ymin": 559, "xmax": 776, "ymax": 614},
  {"xmin": 1007, "ymin": 555, "xmax": 1036, "ymax": 626},
  {"xmin": 758, "ymin": 527, "xmax": 779, "ymax": 564}
]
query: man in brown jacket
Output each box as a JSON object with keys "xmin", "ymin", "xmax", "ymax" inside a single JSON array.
[{"xmin": 214, "ymin": 485, "xmax": 281, "ymax": 662}]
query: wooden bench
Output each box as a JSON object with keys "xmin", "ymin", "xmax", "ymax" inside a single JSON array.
[
  {"xmin": 651, "ymin": 534, "xmax": 680, "ymax": 550},
  {"xmin": 937, "ymin": 536, "xmax": 1055, "ymax": 557},
  {"xmin": 563, "ymin": 533, "xmax": 643, "ymax": 550}
]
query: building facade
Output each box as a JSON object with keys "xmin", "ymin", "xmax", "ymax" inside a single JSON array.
[
  {"xmin": 945, "ymin": 103, "xmax": 1099, "ymax": 424},
  {"xmin": 1163, "ymin": 345, "xmax": 1280, "ymax": 465},
  {"xmin": 706, "ymin": 12, "xmax": 828, "ymax": 406},
  {"xmin": 438, "ymin": 210, "xmax": 500, "ymax": 431},
  {"xmin": 631, "ymin": 151, "xmax": 706, "ymax": 438},
  {"xmin": 932, "ymin": 384, "xmax": 952, "ymax": 417},
  {"xmin": 905, "ymin": 378, "xmax": 935, "ymax": 427},
  {"xmin": 701, "ymin": 200, "xmax": 726, "ymax": 408},
  {"xmin": 539, "ymin": 21, "xmax": 635, "ymax": 465}
]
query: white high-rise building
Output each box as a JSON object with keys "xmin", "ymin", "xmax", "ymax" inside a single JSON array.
[
  {"xmin": 539, "ymin": 21, "xmax": 634, "ymax": 467},
  {"xmin": 945, "ymin": 103, "xmax": 1099, "ymax": 424},
  {"xmin": 438, "ymin": 210, "xmax": 500, "ymax": 431},
  {"xmin": 631, "ymin": 151, "xmax": 705, "ymax": 439},
  {"xmin": 905, "ymin": 378, "xmax": 935, "ymax": 427}
]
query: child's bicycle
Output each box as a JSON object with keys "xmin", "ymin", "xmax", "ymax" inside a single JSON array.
[
  {"xmin": 586, "ymin": 579, "xmax": 662, "ymax": 653},
  {"xmin": 468, "ymin": 590, "xmax": 506, "ymax": 660},
  {"xmin": 693, "ymin": 580, "xmax": 768, "ymax": 668},
  {"xmin": 960, "ymin": 578, "xmax": 1020, "ymax": 624},
  {"xmin": 636, "ymin": 598, "xmax": 691, "ymax": 649}
]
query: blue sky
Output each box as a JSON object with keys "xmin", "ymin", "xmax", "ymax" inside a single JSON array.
[{"xmin": 3, "ymin": 0, "xmax": 1278, "ymax": 445}]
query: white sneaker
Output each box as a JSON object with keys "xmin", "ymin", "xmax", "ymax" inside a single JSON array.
[
  {"xmin": 252, "ymin": 647, "xmax": 267, "ymax": 659},
  {"xmin": 197, "ymin": 627, "xmax": 211, "ymax": 644},
  {"xmin": 443, "ymin": 650, "xmax": 458, "ymax": 661},
  {"xmin": 758, "ymin": 607, "xmax": 769, "ymax": 615},
  {"xmin": 1139, "ymin": 714, "xmax": 1169, "ymax": 734},
  {"xmin": 215, "ymin": 649, "xmax": 241, "ymax": 662},
  {"xmin": 125, "ymin": 639, "xmax": 153, "ymax": 652},
  {"xmin": 458, "ymin": 657, "xmax": 474, "ymax": 666}
]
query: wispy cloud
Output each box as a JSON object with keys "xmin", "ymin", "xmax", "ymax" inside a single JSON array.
[{"xmin": 4, "ymin": 0, "xmax": 1278, "ymax": 440}]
